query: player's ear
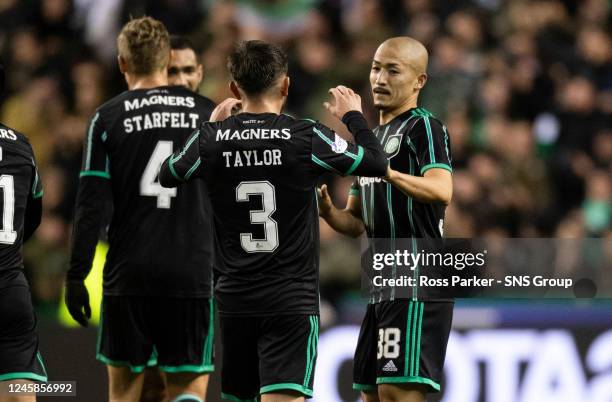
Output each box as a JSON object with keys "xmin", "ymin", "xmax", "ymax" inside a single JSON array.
[
  {"xmin": 415, "ymin": 73, "xmax": 427, "ymax": 90},
  {"xmin": 118, "ymin": 55, "xmax": 127, "ymax": 74},
  {"xmin": 280, "ymin": 76, "xmax": 290, "ymax": 97},
  {"xmin": 229, "ymin": 81, "xmax": 241, "ymax": 100},
  {"xmin": 196, "ymin": 64, "xmax": 203, "ymax": 82}
]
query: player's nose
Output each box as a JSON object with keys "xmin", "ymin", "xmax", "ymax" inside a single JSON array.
[{"xmin": 177, "ymin": 73, "xmax": 188, "ymax": 86}]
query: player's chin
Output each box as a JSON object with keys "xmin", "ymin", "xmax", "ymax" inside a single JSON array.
[{"xmin": 373, "ymin": 100, "xmax": 389, "ymax": 110}]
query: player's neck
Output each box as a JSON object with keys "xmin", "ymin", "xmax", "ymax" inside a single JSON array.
[
  {"xmin": 240, "ymin": 98, "xmax": 283, "ymax": 115},
  {"xmin": 125, "ymin": 70, "xmax": 168, "ymax": 90},
  {"xmin": 379, "ymin": 98, "xmax": 418, "ymax": 125}
]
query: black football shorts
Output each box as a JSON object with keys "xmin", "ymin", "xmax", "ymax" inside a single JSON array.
[
  {"xmin": 0, "ymin": 269, "xmax": 47, "ymax": 382},
  {"xmin": 97, "ymin": 295, "xmax": 214, "ymax": 373},
  {"xmin": 353, "ymin": 300, "xmax": 453, "ymax": 393},
  {"xmin": 220, "ymin": 314, "xmax": 319, "ymax": 401}
]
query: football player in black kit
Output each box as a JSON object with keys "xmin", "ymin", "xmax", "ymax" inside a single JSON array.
[
  {"xmin": 0, "ymin": 62, "xmax": 46, "ymax": 402},
  {"xmin": 64, "ymin": 18, "xmax": 215, "ymax": 402},
  {"xmin": 158, "ymin": 40, "xmax": 388, "ymax": 402},
  {"xmin": 318, "ymin": 37, "xmax": 454, "ymax": 402},
  {"xmin": 167, "ymin": 36, "xmax": 204, "ymax": 93}
]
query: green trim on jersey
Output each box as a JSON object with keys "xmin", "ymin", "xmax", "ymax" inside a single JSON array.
[
  {"xmin": 420, "ymin": 163, "xmax": 452, "ymax": 175},
  {"xmin": 313, "ymin": 126, "xmax": 334, "ymax": 146},
  {"xmin": 407, "ymin": 159, "xmax": 419, "ymax": 299},
  {"xmin": 31, "ymin": 171, "xmax": 40, "ymax": 196},
  {"xmin": 311, "ymin": 154, "xmax": 342, "ymax": 174},
  {"xmin": 406, "ymin": 136, "xmax": 417, "ymax": 153},
  {"xmin": 85, "ymin": 112, "xmax": 100, "ymax": 171},
  {"xmin": 220, "ymin": 392, "xmax": 256, "ymax": 402},
  {"xmin": 376, "ymin": 375, "xmax": 441, "ymax": 391},
  {"xmin": 260, "ymin": 383, "xmax": 314, "ymax": 397},
  {"xmin": 168, "ymin": 158, "xmax": 184, "ymax": 182},
  {"xmin": 184, "ymin": 157, "xmax": 202, "ymax": 180},
  {"xmin": 80, "ymin": 170, "xmax": 111, "ymax": 179},
  {"xmin": 32, "ymin": 190, "xmax": 44, "ymax": 199},
  {"xmin": 170, "ymin": 130, "xmax": 200, "ymax": 162},
  {"xmin": 380, "ymin": 126, "xmax": 390, "ymax": 146},
  {"xmin": 422, "ymin": 117, "xmax": 435, "ymax": 163},
  {"xmin": 443, "ymin": 125, "xmax": 451, "ymax": 163},
  {"xmin": 412, "ymin": 107, "xmax": 434, "ymax": 118},
  {"xmin": 303, "ymin": 315, "xmax": 318, "ymax": 388},
  {"xmin": 387, "ymin": 182, "xmax": 396, "ymax": 300},
  {"xmin": 168, "ymin": 130, "xmax": 201, "ymax": 182},
  {"xmin": 313, "ymin": 126, "xmax": 364, "ymax": 175},
  {"xmin": 346, "ymin": 146, "xmax": 364, "ymax": 175}
]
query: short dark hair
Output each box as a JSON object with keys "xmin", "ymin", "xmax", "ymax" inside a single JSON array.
[
  {"xmin": 227, "ymin": 40, "xmax": 288, "ymax": 96},
  {"xmin": 170, "ymin": 35, "xmax": 199, "ymax": 54}
]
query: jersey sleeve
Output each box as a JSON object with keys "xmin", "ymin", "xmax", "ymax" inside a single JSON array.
[
  {"xmin": 412, "ymin": 117, "xmax": 452, "ymax": 175},
  {"xmin": 24, "ymin": 155, "xmax": 42, "ymax": 241},
  {"xmin": 30, "ymin": 158, "xmax": 43, "ymax": 199},
  {"xmin": 68, "ymin": 111, "xmax": 112, "ymax": 282},
  {"xmin": 159, "ymin": 129, "xmax": 202, "ymax": 187},
  {"xmin": 310, "ymin": 113, "xmax": 387, "ymax": 177},
  {"xmin": 68, "ymin": 176, "xmax": 112, "ymax": 282},
  {"xmin": 80, "ymin": 111, "xmax": 110, "ymax": 179}
]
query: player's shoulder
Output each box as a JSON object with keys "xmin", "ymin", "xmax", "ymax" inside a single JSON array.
[
  {"xmin": 408, "ymin": 107, "xmax": 447, "ymax": 134},
  {"xmin": 0, "ymin": 122, "xmax": 35, "ymax": 157},
  {"xmin": 282, "ymin": 114, "xmax": 326, "ymax": 135}
]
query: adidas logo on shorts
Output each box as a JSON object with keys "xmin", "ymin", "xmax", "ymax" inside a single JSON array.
[{"xmin": 382, "ymin": 360, "xmax": 398, "ymax": 372}]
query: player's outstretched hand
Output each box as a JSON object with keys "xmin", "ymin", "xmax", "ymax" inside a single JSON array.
[
  {"xmin": 324, "ymin": 85, "xmax": 363, "ymax": 120},
  {"xmin": 317, "ymin": 184, "xmax": 335, "ymax": 218},
  {"xmin": 210, "ymin": 98, "xmax": 242, "ymax": 122},
  {"xmin": 65, "ymin": 281, "xmax": 91, "ymax": 327}
]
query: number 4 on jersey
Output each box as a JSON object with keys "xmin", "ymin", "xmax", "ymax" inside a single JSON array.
[{"xmin": 140, "ymin": 141, "xmax": 177, "ymax": 209}]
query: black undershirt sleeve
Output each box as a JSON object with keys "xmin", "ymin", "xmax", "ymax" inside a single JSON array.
[{"xmin": 67, "ymin": 176, "xmax": 111, "ymax": 282}]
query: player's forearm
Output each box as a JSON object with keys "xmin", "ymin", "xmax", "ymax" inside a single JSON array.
[
  {"xmin": 386, "ymin": 169, "xmax": 452, "ymax": 205},
  {"xmin": 68, "ymin": 178, "xmax": 109, "ymax": 282},
  {"xmin": 321, "ymin": 206, "xmax": 365, "ymax": 238},
  {"xmin": 159, "ymin": 130, "xmax": 202, "ymax": 187},
  {"xmin": 341, "ymin": 112, "xmax": 388, "ymax": 177},
  {"xmin": 159, "ymin": 157, "xmax": 183, "ymax": 188}
]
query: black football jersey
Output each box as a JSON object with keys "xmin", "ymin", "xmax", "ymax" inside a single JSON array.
[
  {"xmin": 69, "ymin": 86, "xmax": 216, "ymax": 297},
  {"xmin": 350, "ymin": 108, "xmax": 452, "ymax": 303},
  {"xmin": 350, "ymin": 107, "xmax": 452, "ymax": 239},
  {"xmin": 0, "ymin": 123, "xmax": 43, "ymax": 274},
  {"xmin": 160, "ymin": 112, "xmax": 388, "ymax": 316}
]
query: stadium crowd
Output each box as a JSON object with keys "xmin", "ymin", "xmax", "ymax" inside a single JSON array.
[{"xmin": 0, "ymin": 0, "xmax": 609, "ymax": 320}]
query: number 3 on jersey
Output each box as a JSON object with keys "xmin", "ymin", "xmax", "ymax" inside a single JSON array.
[
  {"xmin": 140, "ymin": 141, "xmax": 176, "ymax": 209},
  {"xmin": 236, "ymin": 181, "xmax": 279, "ymax": 253}
]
